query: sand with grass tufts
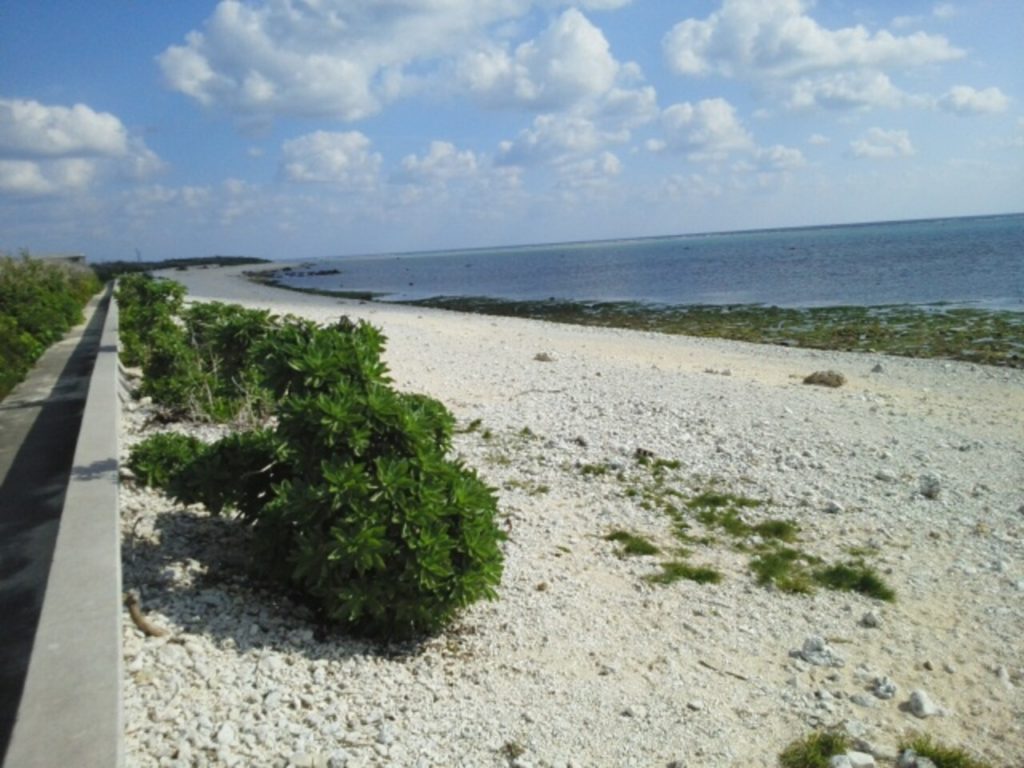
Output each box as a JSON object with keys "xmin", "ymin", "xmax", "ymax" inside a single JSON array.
[{"xmin": 121, "ymin": 264, "xmax": 1023, "ymax": 767}]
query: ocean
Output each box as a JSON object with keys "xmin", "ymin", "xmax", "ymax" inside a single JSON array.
[{"xmin": 276, "ymin": 214, "xmax": 1024, "ymax": 311}]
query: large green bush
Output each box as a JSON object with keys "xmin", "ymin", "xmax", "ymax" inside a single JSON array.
[
  {"xmin": 0, "ymin": 253, "xmax": 101, "ymax": 399},
  {"xmin": 128, "ymin": 296, "xmax": 504, "ymax": 639}
]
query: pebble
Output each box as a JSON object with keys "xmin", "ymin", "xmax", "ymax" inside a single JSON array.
[
  {"xmin": 871, "ymin": 676, "xmax": 897, "ymax": 700},
  {"xmin": 919, "ymin": 474, "xmax": 942, "ymax": 500},
  {"xmin": 792, "ymin": 635, "xmax": 844, "ymax": 668},
  {"xmin": 907, "ymin": 689, "xmax": 940, "ymax": 718},
  {"xmin": 859, "ymin": 611, "xmax": 881, "ymax": 629}
]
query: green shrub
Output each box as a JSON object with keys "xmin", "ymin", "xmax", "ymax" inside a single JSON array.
[
  {"xmin": 778, "ymin": 730, "xmax": 849, "ymax": 768},
  {"xmin": 115, "ymin": 273, "xmax": 185, "ymax": 368},
  {"xmin": 0, "ymin": 253, "xmax": 101, "ymax": 400},
  {"xmin": 134, "ymin": 311, "xmax": 504, "ymax": 640},
  {"xmin": 250, "ymin": 319, "xmax": 503, "ymax": 638},
  {"xmin": 128, "ymin": 432, "xmax": 205, "ymax": 488},
  {"xmin": 899, "ymin": 734, "xmax": 993, "ymax": 768},
  {"xmin": 117, "ymin": 277, "xmax": 275, "ymax": 421}
]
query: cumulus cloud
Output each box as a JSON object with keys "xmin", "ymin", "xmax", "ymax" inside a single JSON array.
[
  {"xmin": 937, "ymin": 85, "xmax": 1009, "ymax": 115},
  {"xmin": 663, "ymin": 0, "xmax": 963, "ymax": 112},
  {"xmin": 787, "ymin": 71, "xmax": 906, "ymax": 110},
  {"xmin": 850, "ymin": 127, "xmax": 914, "ymax": 158},
  {"xmin": 497, "ymin": 113, "xmax": 626, "ymax": 166},
  {"xmin": 555, "ymin": 151, "xmax": 622, "ymax": 191},
  {"xmin": 664, "ymin": 0, "xmax": 963, "ymax": 79},
  {"xmin": 159, "ymin": 1, "xmax": 648, "ymax": 125},
  {"xmin": 398, "ymin": 141, "xmax": 479, "ymax": 183},
  {"xmin": 658, "ymin": 98, "xmax": 755, "ymax": 160},
  {"xmin": 280, "ymin": 131, "xmax": 381, "ymax": 187},
  {"xmin": 458, "ymin": 9, "xmax": 620, "ymax": 110},
  {"xmin": 651, "ymin": 97, "xmax": 805, "ymax": 174},
  {"xmin": 756, "ymin": 144, "xmax": 805, "ymax": 170},
  {"xmin": 0, "ymin": 98, "xmax": 128, "ymax": 157},
  {"xmin": 0, "ymin": 98, "xmax": 161, "ymax": 196}
]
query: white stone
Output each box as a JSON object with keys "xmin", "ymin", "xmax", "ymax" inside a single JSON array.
[{"xmin": 907, "ymin": 689, "xmax": 939, "ymax": 718}]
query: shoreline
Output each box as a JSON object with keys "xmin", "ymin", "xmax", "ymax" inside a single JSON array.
[
  {"xmin": 121, "ymin": 265, "xmax": 1024, "ymax": 766},
  {"xmin": 244, "ymin": 266, "xmax": 1024, "ymax": 369}
]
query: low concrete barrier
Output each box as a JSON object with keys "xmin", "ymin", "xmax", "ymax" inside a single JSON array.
[{"xmin": 4, "ymin": 288, "xmax": 122, "ymax": 767}]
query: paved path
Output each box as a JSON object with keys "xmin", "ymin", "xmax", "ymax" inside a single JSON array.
[{"xmin": 0, "ymin": 291, "xmax": 109, "ymax": 761}]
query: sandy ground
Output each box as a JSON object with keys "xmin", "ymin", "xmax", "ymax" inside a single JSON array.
[{"xmin": 122, "ymin": 265, "xmax": 1024, "ymax": 767}]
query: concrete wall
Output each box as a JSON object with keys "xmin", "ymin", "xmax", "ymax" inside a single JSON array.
[{"xmin": 4, "ymin": 289, "xmax": 122, "ymax": 767}]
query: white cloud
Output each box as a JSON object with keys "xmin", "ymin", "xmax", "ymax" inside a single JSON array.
[
  {"xmin": 659, "ymin": 98, "xmax": 755, "ymax": 160},
  {"xmin": 808, "ymin": 133, "xmax": 830, "ymax": 145},
  {"xmin": 0, "ymin": 157, "xmax": 96, "ymax": 195},
  {"xmin": 280, "ymin": 131, "xmax": 381, "ymax": 187},
  {"xmin": 0, "ymin": 98, "xmax": 128, "ymax": 157},
  {"xmin": 850, "ymin": 127, "xmax": 914, "ymax": 158},
  {"xmin": 159, "ymin": 1, "xmax": 647, "ymax": 125},
  {"xmin": 458, "ymin": 9, "xmax": 620, "ymax": 110},
  {"xmin": 498, "ymin": 113, "xmax": 626, "ymax": 165},
  {"xmin": 0, "ymin": 98, "xmax": 161, "ymax": 196},
  {"xmin": 664, "ymin": 0, "xmax": 963, "ymax": 79},
  {"xmin": 937, "ymin": 85, "xmax": 1009, "ymax": 115},
  {"xmin": 787, "ymin": 71, "xmax": 906, "ymax": 110},
  {"xmin": 756, "ymin": 144, "xmax": 805, "ymax": 170},
  {"xmin": 399, "ymin": 141, "xmax": 479, "ymax": 183},
  {"xmin": 663, "ymin": 0, "xmax": 964, "ymax": 114},
  {"xmin": 652, "ymin": 97, "xmax": 805, "ymax": 176},
  {"xmin": 555, "ymin": 150, "xmax": 622, "ymax": 191}
]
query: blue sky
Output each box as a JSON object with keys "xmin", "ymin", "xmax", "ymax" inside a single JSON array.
[{"xmin": 1, "ymin": 0, "xmax": 1022, "ymax": 261}]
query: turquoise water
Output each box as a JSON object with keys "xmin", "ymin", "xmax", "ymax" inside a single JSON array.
[{"xmin": 277, "ymin": 214, "xmax": 1024, "ymax": 310}]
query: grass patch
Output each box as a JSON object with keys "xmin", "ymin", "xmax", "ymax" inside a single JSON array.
[
  {"xmin": 646, "ymin": 559, "xmax": 722, "ymax": 585},
  {"xmin": 814, "ymin": 562, "xmax": 895, "ymax": 602},
  {"xmin": 455, "ymin": 418, "xmax": 483, "ymax": 434},
  {"xmin": 778, "ymin": 730, "xmax": 850, "ymax": 768},
  {"xmin": 754, "ymin": 519, "xmax": 800, "ymax": 542},
  {"xmin": 750, "ymin": 548, "xmax": 818, "ymax": 594},
  {"xmin": 899, "ymin": 734, "xmax": 993, "ymax": 768},
  {"xmin": 502, "ymin": 479, "xmax": 550, "ymax": 496},
  {"xmin": 605, "ymin": 529, "xmax": 660, "ymax": 556},
  {"xmin": 579, "ymin": 462, "xmax": 612, "ymax": 477},
  {"xmin": 686, "ymin": 490, "xmax": 762, "ymax": 511}
]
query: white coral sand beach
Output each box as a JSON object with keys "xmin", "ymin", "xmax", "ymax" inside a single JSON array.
[{"xmin": 121, "ymin": 265, "xmax": 1024, "ymax": 767}]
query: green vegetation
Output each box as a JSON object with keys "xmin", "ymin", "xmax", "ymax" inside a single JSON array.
[
  {"xmin": 0, "ymin": 252, "xmax": 101, "ymax": 399},
  {"xmin": 778, "ymin": 730, "xmax": 850, "ymax": 768},
  {"xmin": 899, "ymin": 734, "xmax": 993, "ymax": 768},
  {"xmin": 124, "ymin": 279, "xmax": 504, "ymax": 640},
  {"xmin": 604, "ymin": 529, "xmax": 660, "ymax": 556},
  {"xmin": 750, "ymin": 548, "xmax": 818, "ymax": 595},
  {"xmin": 117, "ymin": 274, "xmax": 279, "ymax": 422},
  {"xmin": 127, "ymin": 432, "xmax": 204, "ymax": 488},
  {"xmin": 592, "ymin": 452, "xmax": 895, "ymax": 600},
  {"xmin": 645, "ymin": 559, "xmax": 722, "ymax": 585},
  {"xmin": 401, "ymin": 297, "xmax": 1024, "ymax": 368},
  {"xmin": 815, "ymin": 561, "xmax": 896, "ymax": 602}
]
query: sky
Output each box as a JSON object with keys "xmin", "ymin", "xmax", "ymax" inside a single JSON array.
[{"xmin": 1, "ymin": 0, "xmax": 1022, "ymax": 262}]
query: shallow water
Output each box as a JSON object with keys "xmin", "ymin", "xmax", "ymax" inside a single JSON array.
[{"xmin": 277, "ymin": 213, "xmax": 1024, "ymax": 310}]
